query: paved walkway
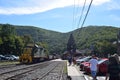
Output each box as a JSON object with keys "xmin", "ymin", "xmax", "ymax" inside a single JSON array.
[{"xmin": 67, "ymin": 63, "xmax": 86, "ymax": 80}]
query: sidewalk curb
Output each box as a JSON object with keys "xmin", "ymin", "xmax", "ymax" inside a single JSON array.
[
  {"xmin": 74, "ymin": 65, "xmax": 88, "ymax": 80},
  {"xmin": 83, "ymin": 75, "xmax": 89, "ymax": 80}
]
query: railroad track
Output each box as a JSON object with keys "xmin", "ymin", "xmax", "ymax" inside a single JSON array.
[
  {"xmin": 0, "ymin": 60, "xmax": 67, "ymax": 80},
  {"xmin": 39, "ymin": 61, "xmax": 66, "ymax": 80},
  {"xmin": 0, "ymin": 61, "xmax": 50, "ymax": 80},
  {"xmin": 0, "ymin": 64, "xmax": 17, "ymax": 69},
  {"xmin": 0, "ymin": 60, "xmax": 51, "ymax": 75},
  {"xmin": 0, "ymin": 63, "xmax": 25, "ymax": 71}
]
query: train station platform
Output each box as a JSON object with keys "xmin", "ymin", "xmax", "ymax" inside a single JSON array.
[{"xmin": 67, "ymin": 63, "xmax": 86, "ymax": 80}]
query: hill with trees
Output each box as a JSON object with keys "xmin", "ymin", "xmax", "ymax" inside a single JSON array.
[
  {"xmin": 73, "ymin": 26, "xmax": 118, "ymax": 56},
  {"xmin": 0, "ymin": 24, "xmax": 119, "ymax": 56}
]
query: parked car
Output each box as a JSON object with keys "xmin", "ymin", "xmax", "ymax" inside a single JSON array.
[
  {"xmin": 4, "ymin": 55, "xmax": 19, "ymax": 60},
  {"xmin": 80, "ymin": 62, "xmax": 90, "ymax": 71},
  {"xmin": 97, "ymin": 58, "xmax": 109, "ymax": 74},
  {"xmin": 11, "ymin": 55, "xmax": 19, "ymax": 60},
  {"xmin": 76, "ymin": 56, "xmax": 91, "ymax": 65},
  {"xmin": 80, "ymin": 57, "xmax": 100, "ymax": 71},
  {"xmin": 0, "ymin": 55, "xmax": 7, "ymax": 60},
  {"xmin": 84, "ymin": 58, "xmax": 108, "ymax": 75}
]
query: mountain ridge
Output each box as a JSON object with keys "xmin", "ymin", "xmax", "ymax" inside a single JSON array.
[{"xmin": 0, "ymin": 23, "xmax": 119, "ymax": 55}]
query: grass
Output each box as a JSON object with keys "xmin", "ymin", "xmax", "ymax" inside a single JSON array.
[
  {"xmin": 63, "ymin": 61, "xmax": 68, "ymax": 74},
  {"xmin": 0, "ymin": 61, "xmax": 19, "ymax": 66}
]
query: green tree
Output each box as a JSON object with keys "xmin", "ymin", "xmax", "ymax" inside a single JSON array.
[
  {"xmin": 95, "ymin": 40, "xmax": 116, "ymax": 57},
  {"xmin": 0, "ymin": 37, "xmax": 3, "ymax": 45},
  {"xmin": 0, "ymin": 24, "xmax": 16, "ymax": 54},
  {"xmin": 0, "ymin": 24, "xmax": 24, "ymax": 55},
  {"xmin": 14, "ymin": 36, "xmax": 24, "ymax": 55},
  {"xmin": 37, "ymin": 42, "xmax": 49, "ymax": 55}
]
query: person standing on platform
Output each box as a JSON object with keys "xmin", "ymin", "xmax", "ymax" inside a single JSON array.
[
  {"xmin": 113, "ymin": 53, "xmax": 120, "ymax": 64},
  {"xmin": 67, "ymin": 55, "xmax": 72, "ymax": 66},
  {"xmin": 105, "ymin": 56, "xmax": 120, "ymax": 80},
  {"xmin": 89, "ymin": 55, "xmax": 98, "ymax": 80}
]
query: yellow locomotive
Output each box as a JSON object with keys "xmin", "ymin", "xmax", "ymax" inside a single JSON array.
[{"xmin": 19, "ymin": 44, "xmax": 48, "ymax": 64}]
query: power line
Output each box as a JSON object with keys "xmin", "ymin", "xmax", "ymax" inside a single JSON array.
[
  {"xmin": 77, "ymin": 0, "xmax": 87, "ymax": 29},
  {"xmin": 76, "ymin": 0, "xmax": 94, "ymax": 46},
  {"xmin": 72, "ymin": 0, "xmax": 81, "ymax": 31},
  {"xmin": 72, "ymin": 0, "xmax": 76, "ymax": 30},
  {"xmin": 80, "ymin": 0, "xmax": 93, "ymax": 28},
  {"xmin": 77, "ymin": 0, "xmax": 94, "ymax": 36}
]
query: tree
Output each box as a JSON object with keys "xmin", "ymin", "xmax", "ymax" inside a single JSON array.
[
  {"xmin": 96, "ymin": 40, "xmax": 116, "ymax": 57},
  {"xmin": 14, "ymin": 36, "xmax": 24, "ymax": 55},
  {"xmin": 67, "ymin": 33, "xmax": 76, "ymax": 55},
  {"xmin": 117, "ymin": 29, "xmax": 120, "ymax": 55},
  {"xmin": 0, "ymin": 24, "xmax": 24, "ymax": 55},
  {"xmin": 37, "ymin": 42, "xmax": 49, "ymax": 55},
  {"xmin": 1, "ymin": 24, "xmax": 16, "ymax": 36},
  {"xmin": 0, "ymin": 37, "xmax": 3, "ymax": 45},
  {"xmin": 0, "ymin": 24, "xmax": 16, "ymax": 55},
  {"xmin": 22, "ymin": 35, "xmax": 33, "ymax": 48}
]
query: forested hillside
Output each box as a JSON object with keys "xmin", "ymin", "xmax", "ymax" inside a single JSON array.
[
  {"xmin": 15, "ymin": 25, "xmax": 68, "ymax": 54},
  {"xmin": 74, "ymin": 26, "xmax": 118, "ymax": 48},
  {"xmin": 0, "ymin": 24, "xmax": 119, "ymax": 56},
  {"xmin": 73, "ymin": 26, "xmax": 118, "ymax": 56}
]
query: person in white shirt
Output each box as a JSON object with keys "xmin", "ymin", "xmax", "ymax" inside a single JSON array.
[{"xmin": 89, "ymin": 55, "xmax": 98, "ymax": 80}]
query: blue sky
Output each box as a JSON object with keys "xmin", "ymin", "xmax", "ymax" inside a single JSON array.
[{"xmin": 0, "ymin": 0, "xmax": 120, "ymax": 33}]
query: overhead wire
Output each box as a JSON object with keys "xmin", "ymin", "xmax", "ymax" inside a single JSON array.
[
  {"xmin": 75, "ymin": 0, "xmax": 94, "ymax": 47},
  {"xmin": 77, "ymin": 0, "xmax": 94, "ymax": 36},
  {"xmin": 77, "ymin": 0, "xmax": 87, "ymax": 29},
  {"xmin": 74, "ymin": 0, "xmax": 81, "ymax": 29},
  {"xmin": 72, "ymin": 0, "xmax": 81, "ymax": 31},
  {"xmin": 80, "ymin": 0, "xmax": 93, "ymax": 29},
  {"xmin": 72, "ymin": 0, "xmax": 76, "ymax": 30}
]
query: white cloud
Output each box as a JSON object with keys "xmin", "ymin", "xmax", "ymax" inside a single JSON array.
[
  {"xmin": 107, "ymin": 1, "xmax": 120, "ymax": 10},
  {"xmin": 0, "ymin": 0, "xmax": 111, "ymax": 15},
  {"xmin": 92, "ymin": 0, "xmax": 110, "ymax": 6}
]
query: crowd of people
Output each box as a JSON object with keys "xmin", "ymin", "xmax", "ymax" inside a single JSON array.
[
  {"xmin": 87, "ymin": 54, "xmax": 120, "ymax": 80},
  {"xmin": 67, "ymin": 53, "xmax": 120, "ymax": 80},
  {"xmin": 88, "ymin": 54, "xmax": 120, "ymax": 80}
]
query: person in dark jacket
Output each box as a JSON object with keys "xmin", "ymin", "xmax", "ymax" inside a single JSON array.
[
  {"xmin": 105, "ymin": 56, "xmax": 120, "ymax": 80},
  {"xmin": 67, "ymin": 55, "xmax": 72, "ymax": 66},
  {"xmin": 113, "ymin": 54, "xmax": 120, "ymax": 64}
]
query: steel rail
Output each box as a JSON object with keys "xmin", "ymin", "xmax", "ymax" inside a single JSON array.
[{"xmin": 0, "ymin": 62, "xmax": 50, "ymax": 80}]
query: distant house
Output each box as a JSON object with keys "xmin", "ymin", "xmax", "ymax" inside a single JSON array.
[
  {"xmin": 63, "ymin": 50, "xmax": 82, "ymax": 57},
  {"xmin": 61, "ymin": 49, "xmax": 93, "ymax": 60},
  {"xmin": 74, "ymin": 50, "xmax": 83, "ymax": 57},
  {"xmin": 79, "ymin": 48, "xmax": 92, "ymax": 56}
]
